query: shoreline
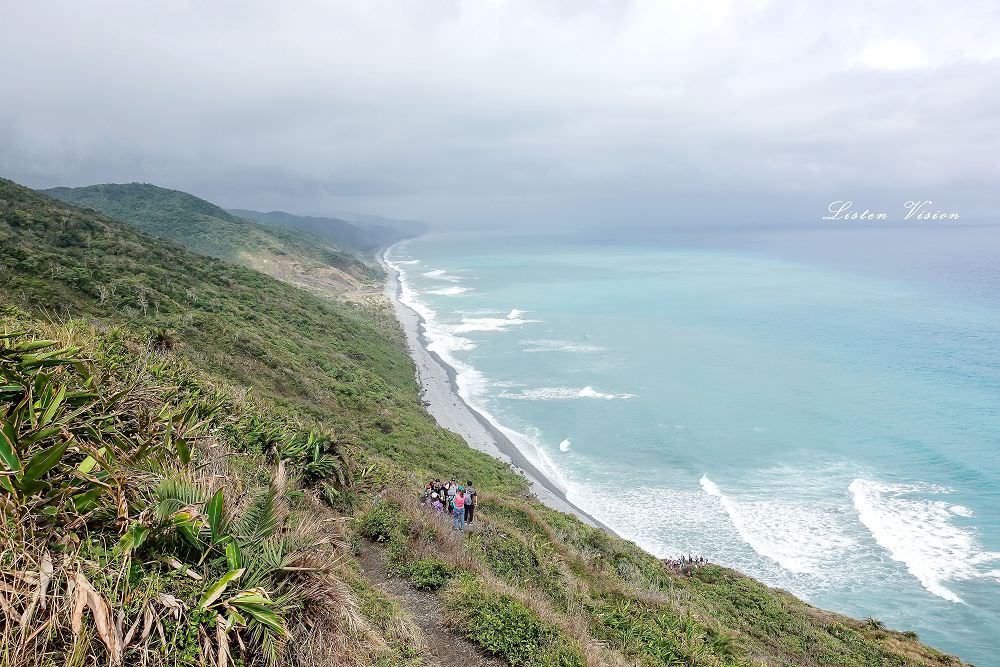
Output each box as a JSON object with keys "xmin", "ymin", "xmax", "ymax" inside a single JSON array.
[{"xmin": 379, "ymin": 245, "xmax": 611, "ymax": 531}]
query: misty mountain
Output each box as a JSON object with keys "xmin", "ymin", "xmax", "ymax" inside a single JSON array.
[{"xmin": 230, "ymin": 208, "xmax": 427, "ymax": 253}]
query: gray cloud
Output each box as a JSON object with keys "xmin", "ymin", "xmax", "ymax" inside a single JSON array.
[{"xmin": 2, "ymin": 0, "xmax": 999, "ymax": 225}]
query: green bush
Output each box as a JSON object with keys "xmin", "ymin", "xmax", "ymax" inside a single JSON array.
[
  {"xmin": 483, "ymin": 531, "xmax": 538, "ymax": 580},
  {"xmin": 408, "ymin": 557, "xmax": 454, "ymax": 591},
  {"xmin": 443, "ymin": 574, "xmax": 584, "ymax": 667},
  {"xmin": 355, "ymin": 500, "xmax": 402, "ymax": 542}
]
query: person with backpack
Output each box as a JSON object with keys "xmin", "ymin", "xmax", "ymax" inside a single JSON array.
[
  {"xmin": 452, "ymin": 488, "xmax": 466, "ymax": 531},
  {"xmin": 446, "ymin": 480, "xmax": 458, "ymax": 512},
  {"xmin": 464, "ymin": 480, "xmax": 477, "ymax": 524}
]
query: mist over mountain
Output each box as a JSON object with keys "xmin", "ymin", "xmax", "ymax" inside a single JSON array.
[{"xmin": 230, "ymin": 208, "xmax": 427, "ymax": 253}]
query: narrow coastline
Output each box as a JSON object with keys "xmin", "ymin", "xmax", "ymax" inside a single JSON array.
[{"xmin": 379, "ymin": 245, "xmax": 611, "ymax": 531}]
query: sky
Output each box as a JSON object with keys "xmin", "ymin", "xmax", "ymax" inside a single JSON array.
[{"xmin": 2, "ymin": 0, "xmax": 999, "ymax": 227}]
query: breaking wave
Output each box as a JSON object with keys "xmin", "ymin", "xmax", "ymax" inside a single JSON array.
[
  {"xmin": 521, "ymin": 339, "xmax": 608, "ymax": 353},
  {"xmin": 498, "ymin": 386, "xmax": 634, "ymax": 400},
  {"xmin": 428, "ymin": 286, "xmax": 473, "ymax": 296},
  {"xmin": 849, "ymin": 479, "xmax": 1000, "ymax": 603},
  {"xmin": 700, "ymin": 475, "xmax": 856, "ymax": 575}
]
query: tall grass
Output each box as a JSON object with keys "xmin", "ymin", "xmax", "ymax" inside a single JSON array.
[{"xmin": 0, "ymin": 318, "xmax": 403, "ymax": 667}]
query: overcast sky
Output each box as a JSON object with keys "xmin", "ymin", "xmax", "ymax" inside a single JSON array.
[{"xmin": 2, "ymin": 1, "xmax": 998, "ymax": 226}]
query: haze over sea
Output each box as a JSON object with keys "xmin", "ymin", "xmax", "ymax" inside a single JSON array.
[{"xmin": 386, "ymin": 222, "xmax": 1000, "ymax": 665}]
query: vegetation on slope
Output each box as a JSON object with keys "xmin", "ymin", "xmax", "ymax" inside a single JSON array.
[
  {"xmin": 44, "ymin": 183, "xmax": 379, "ymax": 295},
  {"xmin": 0, "ymin": 314, "xmax": 426, "ymax": 667},
  {"xmin": 1, "ymin": 179, "xmax": 967, "ymax": 666},
  {"xmin": 1, "ymin": 178, "xmax": 521, "ymax": 495},
  {"xmin": 230, "ymin": 209, "xmax": 422, "ymax": 255}
]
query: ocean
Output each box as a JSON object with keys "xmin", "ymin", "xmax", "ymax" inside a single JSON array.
[{"xmin": 385, "ymin": 222, "xmax": 1000, "ymax": 665}]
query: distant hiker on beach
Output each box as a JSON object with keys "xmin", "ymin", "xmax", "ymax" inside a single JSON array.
[
  {"xmin": 464, "ymin": 480, "xmax": 477, "ymax": 524},
  {"xmin": 452, "ymin": 487, "xmax": 466, "ymax": 530}
]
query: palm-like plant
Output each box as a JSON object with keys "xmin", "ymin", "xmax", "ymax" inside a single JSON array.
[
  {"xmin": 276, "ymin": 429, "xmax": 348, "ymax": 488},
  {"xmin": 123, "ymin": 461, "xmax": 333, "ymax": 666}
]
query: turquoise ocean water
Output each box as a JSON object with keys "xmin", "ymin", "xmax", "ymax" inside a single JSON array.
[{"xmin": 386, "ymin": 224, "xmax": 1000, "ymax": 664}]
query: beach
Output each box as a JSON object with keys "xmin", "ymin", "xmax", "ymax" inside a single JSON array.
[
  {"xmin": 380, "ymin": 248, "xmax": 607, "ymax": 529},
  {"xmin": 379, "ymin": 231, "xmax": 1000, "ymax": 664}
]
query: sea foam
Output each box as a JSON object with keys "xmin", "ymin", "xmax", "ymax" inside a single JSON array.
[
  {"xmin": 849, "ymin": 479, "xmax": 1000, "ymax": 603},
  {"xmin": 428, "ymin": 286, "xmax": 472, "ymax": 296},
  {"xmin": 700, "ymin": 475, "xmax": 855, "ymax": 575},
  {"xmin": 452, "ymin": 314, "xmax": 538, "ymax": 333},
  {"xmin": 498, "ymin": 386, "xmax": 634, "ymax": 400},
  {"xmin": 522, "ymin": 339, "xmax": 607, "ymax": 353},
  {"xmin": 423, "ymin": 268, "xmax": 463, "ymax": 282},
  {"xmin": 387, "ymin": 250, "xmax": 569, "ymax": 493}
]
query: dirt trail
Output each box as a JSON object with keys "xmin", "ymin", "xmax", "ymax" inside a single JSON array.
[{"xmin": 358, "ymin": 542, "xmax": 503, "ymax": 667}]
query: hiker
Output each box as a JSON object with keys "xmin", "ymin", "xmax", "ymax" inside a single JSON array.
[
  {"xmin": 464, "ymin": 480, "xmax": 477, "ymax": 524},
  {"xmin": 453, "ymin": 488, "xmax": 466, "ymax": 530},
  {"xmin": 447, "ymin": 480, "xmax": 458, "ymax": 511},
  {"xmin": 431, "ymin": 492, "xmax": 443, "ymax": 514}
]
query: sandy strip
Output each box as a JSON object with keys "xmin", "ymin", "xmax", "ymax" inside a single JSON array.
[{"xmin": 380, "ymin": 248, "xmax": 610, "ymax": 530}]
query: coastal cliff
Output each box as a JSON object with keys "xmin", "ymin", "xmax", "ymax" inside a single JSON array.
[{"xmin": 0, "ymin": 178, "xmax": 966, "ymax": 666}]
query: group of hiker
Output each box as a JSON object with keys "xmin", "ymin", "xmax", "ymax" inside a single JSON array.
[
  {"xmin": 662, "ymin": 554, "xmax": 710, "ymax": 575},
  {"xmin": 421, "ymin": 479, "xmax": 477, "ymax": 531}
]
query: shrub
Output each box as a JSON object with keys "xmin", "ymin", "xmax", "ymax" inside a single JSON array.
[
  {"xmin": 483, "ymin": 531, "xmax": 538, "ymax": 580},
  {"xmin": 355, "ymin": 500, "xmax": 402, "ymax": 542},
  {"xmin": 443, "ymin": 574, "xmax": 585, "ymax": 667},
  {"xmin": 408, "ymin": 557, "xmax": 454, "ymax": 591}
]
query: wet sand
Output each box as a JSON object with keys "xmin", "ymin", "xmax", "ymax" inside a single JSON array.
[{"xmin": 380, "ymin": 249, "xmax": 609, "ymax": 530}]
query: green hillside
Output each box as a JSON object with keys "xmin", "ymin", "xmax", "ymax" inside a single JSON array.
[
  {"xmin": 230, "ymin": 208, "xmax": 417, "ymax": 254},
  {"xmin": 0, "ymin": 178, "xmax": 967, "ymax": 667},
  {"xmin": 45, "ymin": 183, "xmax": 379, "ymax": 295}
]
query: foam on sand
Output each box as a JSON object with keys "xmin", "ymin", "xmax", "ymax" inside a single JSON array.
[
  {"xmin": 849, "ymin": 479, "xmax": 1000, "ymax": 603},
  {"xmin": 700, "ymin": 475, "xmax": 855, "ymax": 575},
  {"xmin": 387, "ymin": 252, "xmax": 570, "ymax": 493},
  {"xmin": 498, "ymin": 386, "xmax": 634, "ymax": 400}
]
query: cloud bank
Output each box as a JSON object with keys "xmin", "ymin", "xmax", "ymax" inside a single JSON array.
[{"xmin": 2, "ymin": 0, "xmax": 998, "ymax": 224}]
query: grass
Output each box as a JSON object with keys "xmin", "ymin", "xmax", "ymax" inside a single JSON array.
[
  {"xmin": 1, "ymin": 178, "xmax": 969, "ymax": 667},
  {"xmin": 43, "ymin": 182, "xmax": 378, "ymax": 280}
]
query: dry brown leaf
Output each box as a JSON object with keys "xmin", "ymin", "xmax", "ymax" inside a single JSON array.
[
  {"xmin": 37, "ymin": 552, "xmax": 53, "ymax": 610},
  {"xmin": 70, "ymin": 577, "xmax": 87, "ymax": 638},
  {"xmin": 6, "ymin": 570, "xmax": 40, "ymax": 585},
  {"xmin": 215, "ymin": 614, "xmax": 231, "ymax": 667},
  {"xmin": 123, "ymin": 602, "xmax": 146, "ymax": 647},
  {"xmin": 160, "ymin": 556, "xmax": 203, "ymax": 581},
  {"xmin": 0, "ymin": 590, "xmax": 16, "ymax": 622},
  {"xmin": 0, "ymin": 581, "xmax": 23, "ymax": 595},
  {"xmin": 155, "ymin": 592, "xmax": 184, "ymax": 620},
  {"xmin": 199, "ymin": 624, "xmax": 215, "ymax": 665},
  {"xmin": 74, "ymin": 571, "xmax": 123, "ymax": 664},
  {"xmin": 140, "ymin": 603, "xmax": 156, "ymax": 644},
  {"xmin": 155, "ymin": 615, "xmax": 167, "ymax": 647}
]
